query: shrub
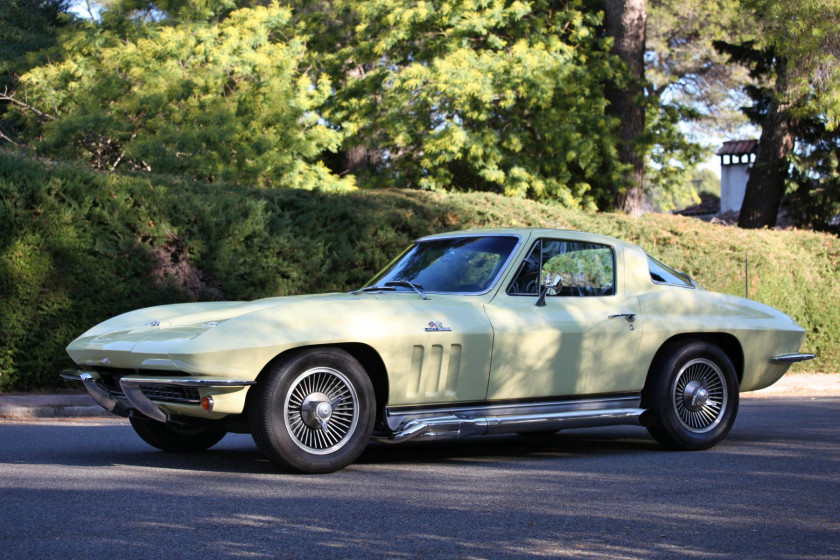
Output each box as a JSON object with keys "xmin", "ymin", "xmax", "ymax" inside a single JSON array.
[{"xmin": 1, "ymin": 150, "xmax": 837, "ymax": 390}]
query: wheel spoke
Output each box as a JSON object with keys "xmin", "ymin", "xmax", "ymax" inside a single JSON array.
[
  {"xmin": 283, "ymin": 366, "xmax": 360, "ymax": 455},
  {"xmin": 672, "ymin": 358, "xmax": 728, "ymax": 434}
]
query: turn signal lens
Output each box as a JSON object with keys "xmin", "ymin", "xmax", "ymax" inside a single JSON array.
[{"xmin": 201, "ymin": 396, "xmax": 214, "ymax": 412}]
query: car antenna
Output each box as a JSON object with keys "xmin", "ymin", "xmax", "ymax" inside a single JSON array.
[{"xmin": 744, "ymin": 251, "xmax": 749, "ymax": 299}]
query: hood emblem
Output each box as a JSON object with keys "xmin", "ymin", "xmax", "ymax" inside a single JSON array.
[
  {"xmin": 146, "ymin": 321, "xmax": 161, "ymax": 327},
  {"xmin": 425, "ymin": 321, "xmax": 452, "ymax": 332}
]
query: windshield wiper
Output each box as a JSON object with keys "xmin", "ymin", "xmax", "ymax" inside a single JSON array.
[
  {"xmin": 354, "ymin": 285, "xmax": 397, "ymax": 293},
  {"xmin": 384, "ymin": 281, "xmax": 429, "ymax": 300},
  {"xmin": 353, "ymin": 281, "xmax": 429, "ymax": 300}
]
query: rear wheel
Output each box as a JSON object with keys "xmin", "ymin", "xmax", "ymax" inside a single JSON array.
[
  {"xmin": 249, "ymin": 348, "xmax": 375, "ymax": 473},
  {"xmin": 643, "ymin": 341, "xmax": 739, "ymax": 450},
  {"xmin": 129, "ymin": 416, "xmax": 227, "ymax": 452}
]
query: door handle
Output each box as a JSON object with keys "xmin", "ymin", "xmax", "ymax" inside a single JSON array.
[{"xmin": 608, "ymin": 313, "xmax": 636, "ymax": 323}]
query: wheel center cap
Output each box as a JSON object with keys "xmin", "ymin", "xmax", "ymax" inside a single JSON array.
[
  {"xmin": 316, "ymin": 402, "xmax": 333, "ymax": 420},
  {"xmin": 300, "ymin": 392, "xmax": 332, "ymax": 428},
  {"xmin": 683, "ymin": 380, "xmax": 710, "ymax": 411}
]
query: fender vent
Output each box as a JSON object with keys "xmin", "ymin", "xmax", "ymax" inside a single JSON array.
[{"xmin": 409, "ymin": 344, "xmax": 462, "ymax": 398}]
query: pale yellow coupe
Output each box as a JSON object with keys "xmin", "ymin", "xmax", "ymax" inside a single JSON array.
[{"xmin": 62, "ymin": 229, "xmax": 813, "ymax": 473}]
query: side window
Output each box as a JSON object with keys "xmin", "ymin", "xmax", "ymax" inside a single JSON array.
[
  {"xmin": 507, "ymin": 239, "xmax": 615, "ymax": 297},
  {"xmin": 648, "ymin": 256, "xmax": 693, "ymax": 287}
]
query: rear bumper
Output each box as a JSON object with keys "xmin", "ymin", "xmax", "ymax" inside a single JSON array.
[
  {"xmin": 770, "ymin": 353, "xmax": 816, "ymax": 364},
  {"xmin": 61, "ymin": 369, "xmax": 255, "ymax": 422}
]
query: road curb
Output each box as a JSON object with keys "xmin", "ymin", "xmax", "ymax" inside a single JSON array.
[{"xmin": 0, "ymin": 405, "xmax": 112, "ymax": 419}]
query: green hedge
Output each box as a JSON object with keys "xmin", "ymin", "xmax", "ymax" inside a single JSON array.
[{"xmin": 1, "ymin": 150, "xmax": 837, "ymax": 390}]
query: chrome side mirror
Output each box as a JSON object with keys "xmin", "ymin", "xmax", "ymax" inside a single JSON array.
[{"xmin": 535, "ymin": 272, "xmax": 562, "ymax": 307}]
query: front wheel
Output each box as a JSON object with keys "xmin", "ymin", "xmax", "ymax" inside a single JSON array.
[
  {"xmin": 249, "ymin": 348, "xmax": 376, "ymax": 473},
  {"xmin": 129, "ymin": 416, "xmax": 227, "ymax": 452},
  {"xmin": 643, "ymin": 341, "xmax": 739, "ymax": 450}
]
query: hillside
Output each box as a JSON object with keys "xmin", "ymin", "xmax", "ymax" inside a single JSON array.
[{"xmin": 1, "ymin": 150, "xmax": 837, "ymax": 390}]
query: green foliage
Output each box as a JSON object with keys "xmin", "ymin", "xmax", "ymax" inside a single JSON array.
[
  {"xmin": 3, "ymin": 0, "xmax": 743, "ymax": 209},
  {"xmin": 715, "ymin": 0, "xmax": 840, "ymax": 229},
  {"xmin": 314, "ymin": 0, "xmax": 622, "ymax": 207},
  {"xmin": 10, "ymin": 3, "xmax": 353, "ymax": 191},
  {"xmin": 639, "ymin": 0, "xmax": 755, "ymax": 204},
  {"xmin": 1, "ymin": 150, "xmax": 837, "ymax": 390},
  {"xmin": 744, "ymin": 0, "xmax": 840, "ymax": 128},
  {"xmin": 642, "ymin": 101, "xmax": 709, "ymax": 209},
  {"xmin": 0, "ymin": 0, "xmax": 72, "ymax": 86},
  {"xmin": 648, "ymin": 167, "xmax": 720, "ymax": 213},
  {"xmin": 787, "ymin": 115, "xmax": 840, "ymax": 235},
  {"xmin": 96, "ymin": 0, "xmax": 240, "ymax": 24},
  {"xmin": 0, "ymin": 0, "xmax": 73, "ymax": 143},
  {"xmin": 646, "ymin": 0, "xmax": 755, "ymax": 133}
]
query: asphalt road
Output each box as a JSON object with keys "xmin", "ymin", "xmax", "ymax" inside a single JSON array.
[{"xmin": 1, "ymin": 398, "xmax": 838, "ymax": 560}]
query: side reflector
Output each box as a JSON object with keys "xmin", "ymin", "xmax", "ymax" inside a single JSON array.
[{"xmin": 201, "ymin": 396, "xmax": 214, "ymax": 412}]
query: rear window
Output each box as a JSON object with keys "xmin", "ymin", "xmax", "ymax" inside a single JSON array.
[{"xmin": 648, "ymin": 256, "xmax": 693, "ymax": 288}]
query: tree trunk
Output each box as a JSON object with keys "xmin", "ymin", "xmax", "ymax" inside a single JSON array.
[
  {"xmin": 738, "ymin": 57, "xmax": 796, "ymax": 229},
  {"xmin": 604, "ymin": 0, "xmax": 647, "ymax": 216}
]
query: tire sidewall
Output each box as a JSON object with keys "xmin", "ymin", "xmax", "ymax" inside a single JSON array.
[
  {"xmin": 129, "ymin": 416, "xmax": 227, "ymax": 452},
  {"xmin": 645, "ymin": 341, "xmax": 740, "ymax": 450},
  {"xmin": 251, "ymin": 348, "xmax": 376, "ymax": 473}
]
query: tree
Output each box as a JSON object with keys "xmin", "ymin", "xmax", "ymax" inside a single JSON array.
[
  {"xmin": 309, "ymin": 0, "xmax": 624, "ymax": 207},
  {"xmin": 786, "ymin": 115, "xmax": 840, "ymax": 235},
  {"xmin": 640, "ymin": 0, "xmax": 756, "ymax": 209},
  {"xmin": 0, "ymin": 0, "xmax": 73, "ymax": 145},
  {"xmin": 3, "ymin": 3, "xmax": 354, "ymax": 191},
  {"xmin": 646, "ymin": 0, "xmax": 755, "ymax": 134},
  {"xmin": 603, "ymin": 0, "xmax": 647, "ymax": 215},
  {"xmin": 718, "ymin": 0, "xmax": 840, "ymax": 229}
]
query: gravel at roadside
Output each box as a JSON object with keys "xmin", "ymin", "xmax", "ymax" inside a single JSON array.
[{"xmin": 1, "ymin": 373, "xmax": 838, "ymax": 420}]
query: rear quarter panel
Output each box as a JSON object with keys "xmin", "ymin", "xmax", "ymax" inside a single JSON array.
[{"xmin": 636, "ymin": 288, "xmax": 806, "ymax": 392}]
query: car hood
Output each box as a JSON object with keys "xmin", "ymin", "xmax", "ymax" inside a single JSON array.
[
  {"xmin": 72, "ymin": 292, "xmax": 365, "ymax": 343},
  {"xmin": 66, "ymin": 291, "xmax": 483, "ymax": 373}
]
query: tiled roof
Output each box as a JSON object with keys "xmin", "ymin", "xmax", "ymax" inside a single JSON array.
[{"xmin": 716, "ymin": 139, "xmax": 757, "ymax": 156}]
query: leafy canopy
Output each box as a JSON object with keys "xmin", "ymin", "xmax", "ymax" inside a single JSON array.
[
  {"xmin": 12, "ymin": 2, "xmax": 354, "ymax": 190},
  {"xmin": 316, "ymin": 0, "xmax": 622, "ymax": 207}
]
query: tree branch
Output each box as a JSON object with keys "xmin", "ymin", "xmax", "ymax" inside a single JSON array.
[{"xmin": 0, "ymin": 87, "xmax": 56, "ymax": 121}]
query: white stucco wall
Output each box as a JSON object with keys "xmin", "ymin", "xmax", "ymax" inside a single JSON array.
[{"xmin": 720, "ymin": 163, "xmax": 750, "ymax": 214}]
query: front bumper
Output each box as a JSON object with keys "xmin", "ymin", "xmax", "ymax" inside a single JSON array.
[{"xmin": 61, "ymin": 370, "xmax": 255, "ymax": 422}]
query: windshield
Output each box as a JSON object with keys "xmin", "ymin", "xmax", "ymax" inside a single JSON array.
[{"xmin": 364, "ymin": 236, "xmax": 520, "ymax": 294}]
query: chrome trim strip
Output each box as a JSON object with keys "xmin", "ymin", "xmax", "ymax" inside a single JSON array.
[
  {"xmin": 120, "ymin": 378, "xmax": 169, "ymax": 422},
  {"xmin": 76, "ymin": 371, "xmax": 130, "ymax": 418},
  {"xmin": 374, "ymin": 408, "xmax": 646, "ymax": 444},
  {"xmin": 60, "ymin": 370, "xmax": 83, "ymax": 381},
  {"xmin": 118, "ymin": 377, "xmax": 256, "ymax": 423},
  {"xmin": 118, "ymin": 378, "xmax": 257, "ymax": 388},
  {"xmin": 384, "ymin": 395, "xmax": 641, "ymax": 431},
  {"xmin": 770, "ymin": 353, "xmax": 816, "ymax": 363}
]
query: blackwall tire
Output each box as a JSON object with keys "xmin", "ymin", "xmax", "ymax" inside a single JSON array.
[
  {"xmin": 129, "ymin": 416, "xmax": 227, "ymax": 452},
  {"xmin": 643, "ymin": 341, "xmax": 739, "ymax": 450},
  {"xmin": 249, "ymin": 348, "xmax": 376, "ymax": 473}
]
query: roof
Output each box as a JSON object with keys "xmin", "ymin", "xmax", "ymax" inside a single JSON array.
[
  {"xmin": 418, "ymin": 228, "xmax": 631, "ymax": 249},
  {"xmin": 674, "ymin": 198, "xmax": 721, "ymax": 217},
  {"xmin": 716, "ymin": 139, "xmax": 757, "ymax": 156}
]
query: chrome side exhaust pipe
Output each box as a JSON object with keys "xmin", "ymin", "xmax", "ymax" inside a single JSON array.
[{"xmin": 375, "ymin": 408, "xmax": 646, "ymax": 444}]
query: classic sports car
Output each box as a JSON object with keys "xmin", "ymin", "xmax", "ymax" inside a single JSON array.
[{"xmin": 62, "ymin": 228, "xmax": 814, "ymax": 473}]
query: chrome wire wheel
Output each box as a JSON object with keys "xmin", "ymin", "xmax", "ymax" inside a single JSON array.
[
  {"xmin": 283, "ymin": 367, "xmax": 359, "ymax": 455},
  {"xmin": 672, "ymin": 358, "xmax": 728, "ymax": 434}
]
